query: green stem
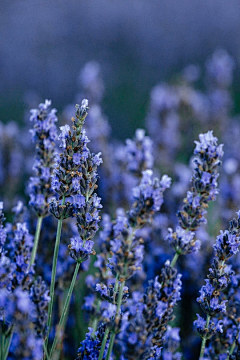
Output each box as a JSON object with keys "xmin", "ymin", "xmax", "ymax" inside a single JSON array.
[
  {"xmin": 170, "ymin": 253, "xmax": 180, "ymax": 268},
  {"xmin": 49, "ymin": 262, "xmax": 80, "ymax": 358},
  {"xmin": 112, "ymin": 274, "xmax": 119, "ymax": 303},
  {"xmin": 3, "ymin": 326, "xmax": 13, "ymax": 360},
  {"xmin": 1, "ymin": 333, "xmax": 4, "ymax": 360},
  {"xmin": 226, "ymin": 339, "xmax": 236, "ymax": 359},
  {"xmin": 28, "ymin": 216, "xmax": 43, "ymax": 271},
  {"xmin": 106, "ymin": 281, "xmax": 125, "ymax": 360},
  {"xmin": 116, "ymin": 281, "xmax": 125, "ymax": 316},
  {"xmin": 91, "ymin": 300, "xmax": 101, "ymax": 336},
  {"xmin": 106, "ymin": 332, "xmax": 115, "ymax": 360},
  {"xmin": 98, "ymin": 328, "xmax": 110, "ymax": 360},
  {"xmin": 43, "ymin": 342, "xmax": 50, "ymax": 360},
  {"xmin": 45, "ymin": 196, "xmax": 66, "ymax": 349},
  {"xmin": 199, "ymin": 315, "xmax": 210, "ymax": 359}
]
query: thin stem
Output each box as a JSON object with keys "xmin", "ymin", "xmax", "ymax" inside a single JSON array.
[
  {"xmin": 3, "ymin": 328, "xmax": 13, "ymax": 360},
  {"xmin": 112, "ymin": 274, "xmax": 119, "ymax": 304},
  {"xmin": 199, "ymin": 315, "xmax": 210, "ymax": 359},
  {"xmin": 106, "ymin": 333, "xmax": 115, "ymax": 360},
  {"xmin": 226, "ymin": 339, "xmax": 237, "ymax": 359},
  {"xmin": 91, "ymin": 299, "xmax": 101, "ymax": 336},
  {"xmin": 28, "ymin": 216, "xmax": 43, "ymax": 271},
  {"xmin": 45, "ymin": 196, "xmax": 66, "ymax": 349},
  {"xmin": 170, "ymin": 253, "xmax": 180, "ymax": 268},
  {"xmin": 106, "ymin": 281, "xmax": 125, "ymax": 360},
  {"xmin": 49, "ymin": 262, "xmax": 80, "ymax": 358},
  {"xmin": 43, "ymin": 342, "xmax": 51, "ymax": 360},
  {"xmin": 1, "ymin": 333, "xmax": 4, "ymax": 360},
  {"xmin": 116, "ymin": 281, "xmax": 125, "ymax": 316},
  {"xmin": 98, "ymin": 328, "xmax": 110, "ymax": 360}
]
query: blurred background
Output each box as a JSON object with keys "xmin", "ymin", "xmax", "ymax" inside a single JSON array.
[{"xmin": 1, "ymin": 0, "xmax": 240, "ymax": 139}]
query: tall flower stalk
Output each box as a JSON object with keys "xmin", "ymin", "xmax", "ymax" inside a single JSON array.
[
  {"xmin": 45, "ymin": 100, "xmax": 89, "ymax": 350},
  {"xmin": 166, "ymin": 131, "xmax": 224, "ymax": 267},
  {"xmin": 194, "ymin": 212, "xmax": 240, "ymax": 359},
  {"xmin": 46, "ymin": 99, "xmax": 103, "ymax": 358},
  {"xmin": 28, "ymin": 99, "xmax": 58, "ymax": 270}
]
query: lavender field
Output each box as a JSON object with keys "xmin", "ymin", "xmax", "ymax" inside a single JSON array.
[
  {"xmin": 1, "ymin": 50, "xmax": 240, "ymax": 360},
  {"xmin": 2, "ymin": 2, "xmax": 240, "ymax": 360}
]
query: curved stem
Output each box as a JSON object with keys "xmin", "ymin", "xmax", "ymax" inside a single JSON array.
[
  {"xmin": 45, "ymin": 196, "xmax": 65, "ymax": 349},
  {"xmin": 98, "ymin": 328, "xmax": 110, "ymax": 360},
  {"xmin": 199, "ymin": 315, "xmax": 210, "ymax": 359},
  {"xmin": 49, "ymin": 262, "xmax": 80, "ymax": 358},
  {"xmin": 28, "ymin": 216, "xmax": 43, "ymax": 271}
]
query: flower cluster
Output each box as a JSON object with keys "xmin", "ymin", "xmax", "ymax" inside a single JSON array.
[
  {"xmin": 166, "ymin": 131, "xmax": 223, "ymax": 255},
  {"xmin": 128, "ymin": 170, "xmax": 171, "ymax": 228},
  {"xmin": 28, "ymin": 99, "xmax": 58, "ymax": 217},
  {"xmin": 29, "ymin": 276, "xmax": 50, "ymax": 337},
  {"xmin": 194, "ymin": 212, "xmax": 240, "ymax": 357},
  {"xmin": 7, "ymin": 222, "xmax": 33, "ymax": 291},
  {"xmin": 126, "ymin": 128, "xmax": 153, "ymax": 177},
  {"xmin": 119, "ymin": 261, "xmax": 182, "ymax": 360},
  {"xmin": 76, "ymin": 325, "xmax": 110, "ymax": 360},
  {"xmin": 50, "ymin": 102, "xmax": 89, "ymax": 200}
]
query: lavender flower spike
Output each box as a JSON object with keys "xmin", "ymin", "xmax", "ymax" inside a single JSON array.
[
  {"xmin": 46, "ymin": 100, "xmax": 90, "ymax": 353},
  {"xmin": 166, "ymin": 131, "xmax": 223, "ymax": 259},
  {"xmin": 195, "ymin": 211, "xmax": 240, "ymax": 359},
  {"xmin": 49, "ymin": 100, "xmax": 103, "ymax": 358},
  {"xmin": 28, "ymin": 99, "xmax": 58, "ymax": 217}
]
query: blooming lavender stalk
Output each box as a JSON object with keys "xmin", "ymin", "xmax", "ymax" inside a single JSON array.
[
  {"xmin": 7, "ymin": 222, "xmax": 33, "ymax": 291},
  {"xmin": 29, "ymin": 277, "xmax": 50, "ymax": 339},
  {"xmin": 194, "ymin": 212, "xmax": 240, "ymax": 359},
  {"xmin": 201, "ymin": 271, "xmax": 240, "ymax": 359},
  {"xmin": 48, "ymin": 101, "xmax": 103, "ymax": 358},
  {"xmin": 28, "ymin": 99, "xmax": 58, "ymax": 269},
  {"xmin": 45, "ymin": 99, "xmax": 89, "ymax": 350},
  {"xmin": 118, "ymin": 261, "xmax": 182, "ymax": 360},
  {"xmin": 96, "ymin": 170, "xmax": 171, "ymax": 360},
  {"xmin": 166, "ymin": 131, "xmax": 223, "ymax": 267}
]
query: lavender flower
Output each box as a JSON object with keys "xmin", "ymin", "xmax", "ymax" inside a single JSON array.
[
  {"xmin": 128, "ymin": 170, "xmax": 171, "ymax": 228},
  {"xmin": 7, "ymin": 222, "xmax": 33, "ymax": 291},
  {"xmin": 76, "ymin": 325, "xmax": 110, "ymax": 360},
  {"xmin": 29, "ymin": 276, "xmax": 50, "ymax": 337},
  {"xmin": 166, "ymin": 131, "xmax": 223, "ymax": 256},
  {"xmin": 118, "ymin": 261, "xmax": 182, "ymax": 360},
  {"xmin": 126, "ymin": 129, "xmax": 153, "ymax": 177},
  {"xmin": 195, "ymin": 211, "xmax": 240, "ymax": 358},
  {"xmin": 28, "ymin": 99, "xmax": 58, "ymax": 217}
]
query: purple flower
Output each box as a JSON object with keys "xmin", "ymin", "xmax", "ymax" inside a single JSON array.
[
  {"xmin": 69, "ymin": 237, "xmax": 94, "ymax": 262},
  {"xmin": 59, "ymin": 124, "xmax": 70, "ymax": 148},
  {"xmin": 93, "ymin": 152, "xmax": 103, "ymax": 166},
  {"xmin": 95, "ymin": 283, "xmax": 108, "ymax": 297},
  {"xmin": 28, "ymin": 100, "xmax": 58, "ymax": 217}
]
